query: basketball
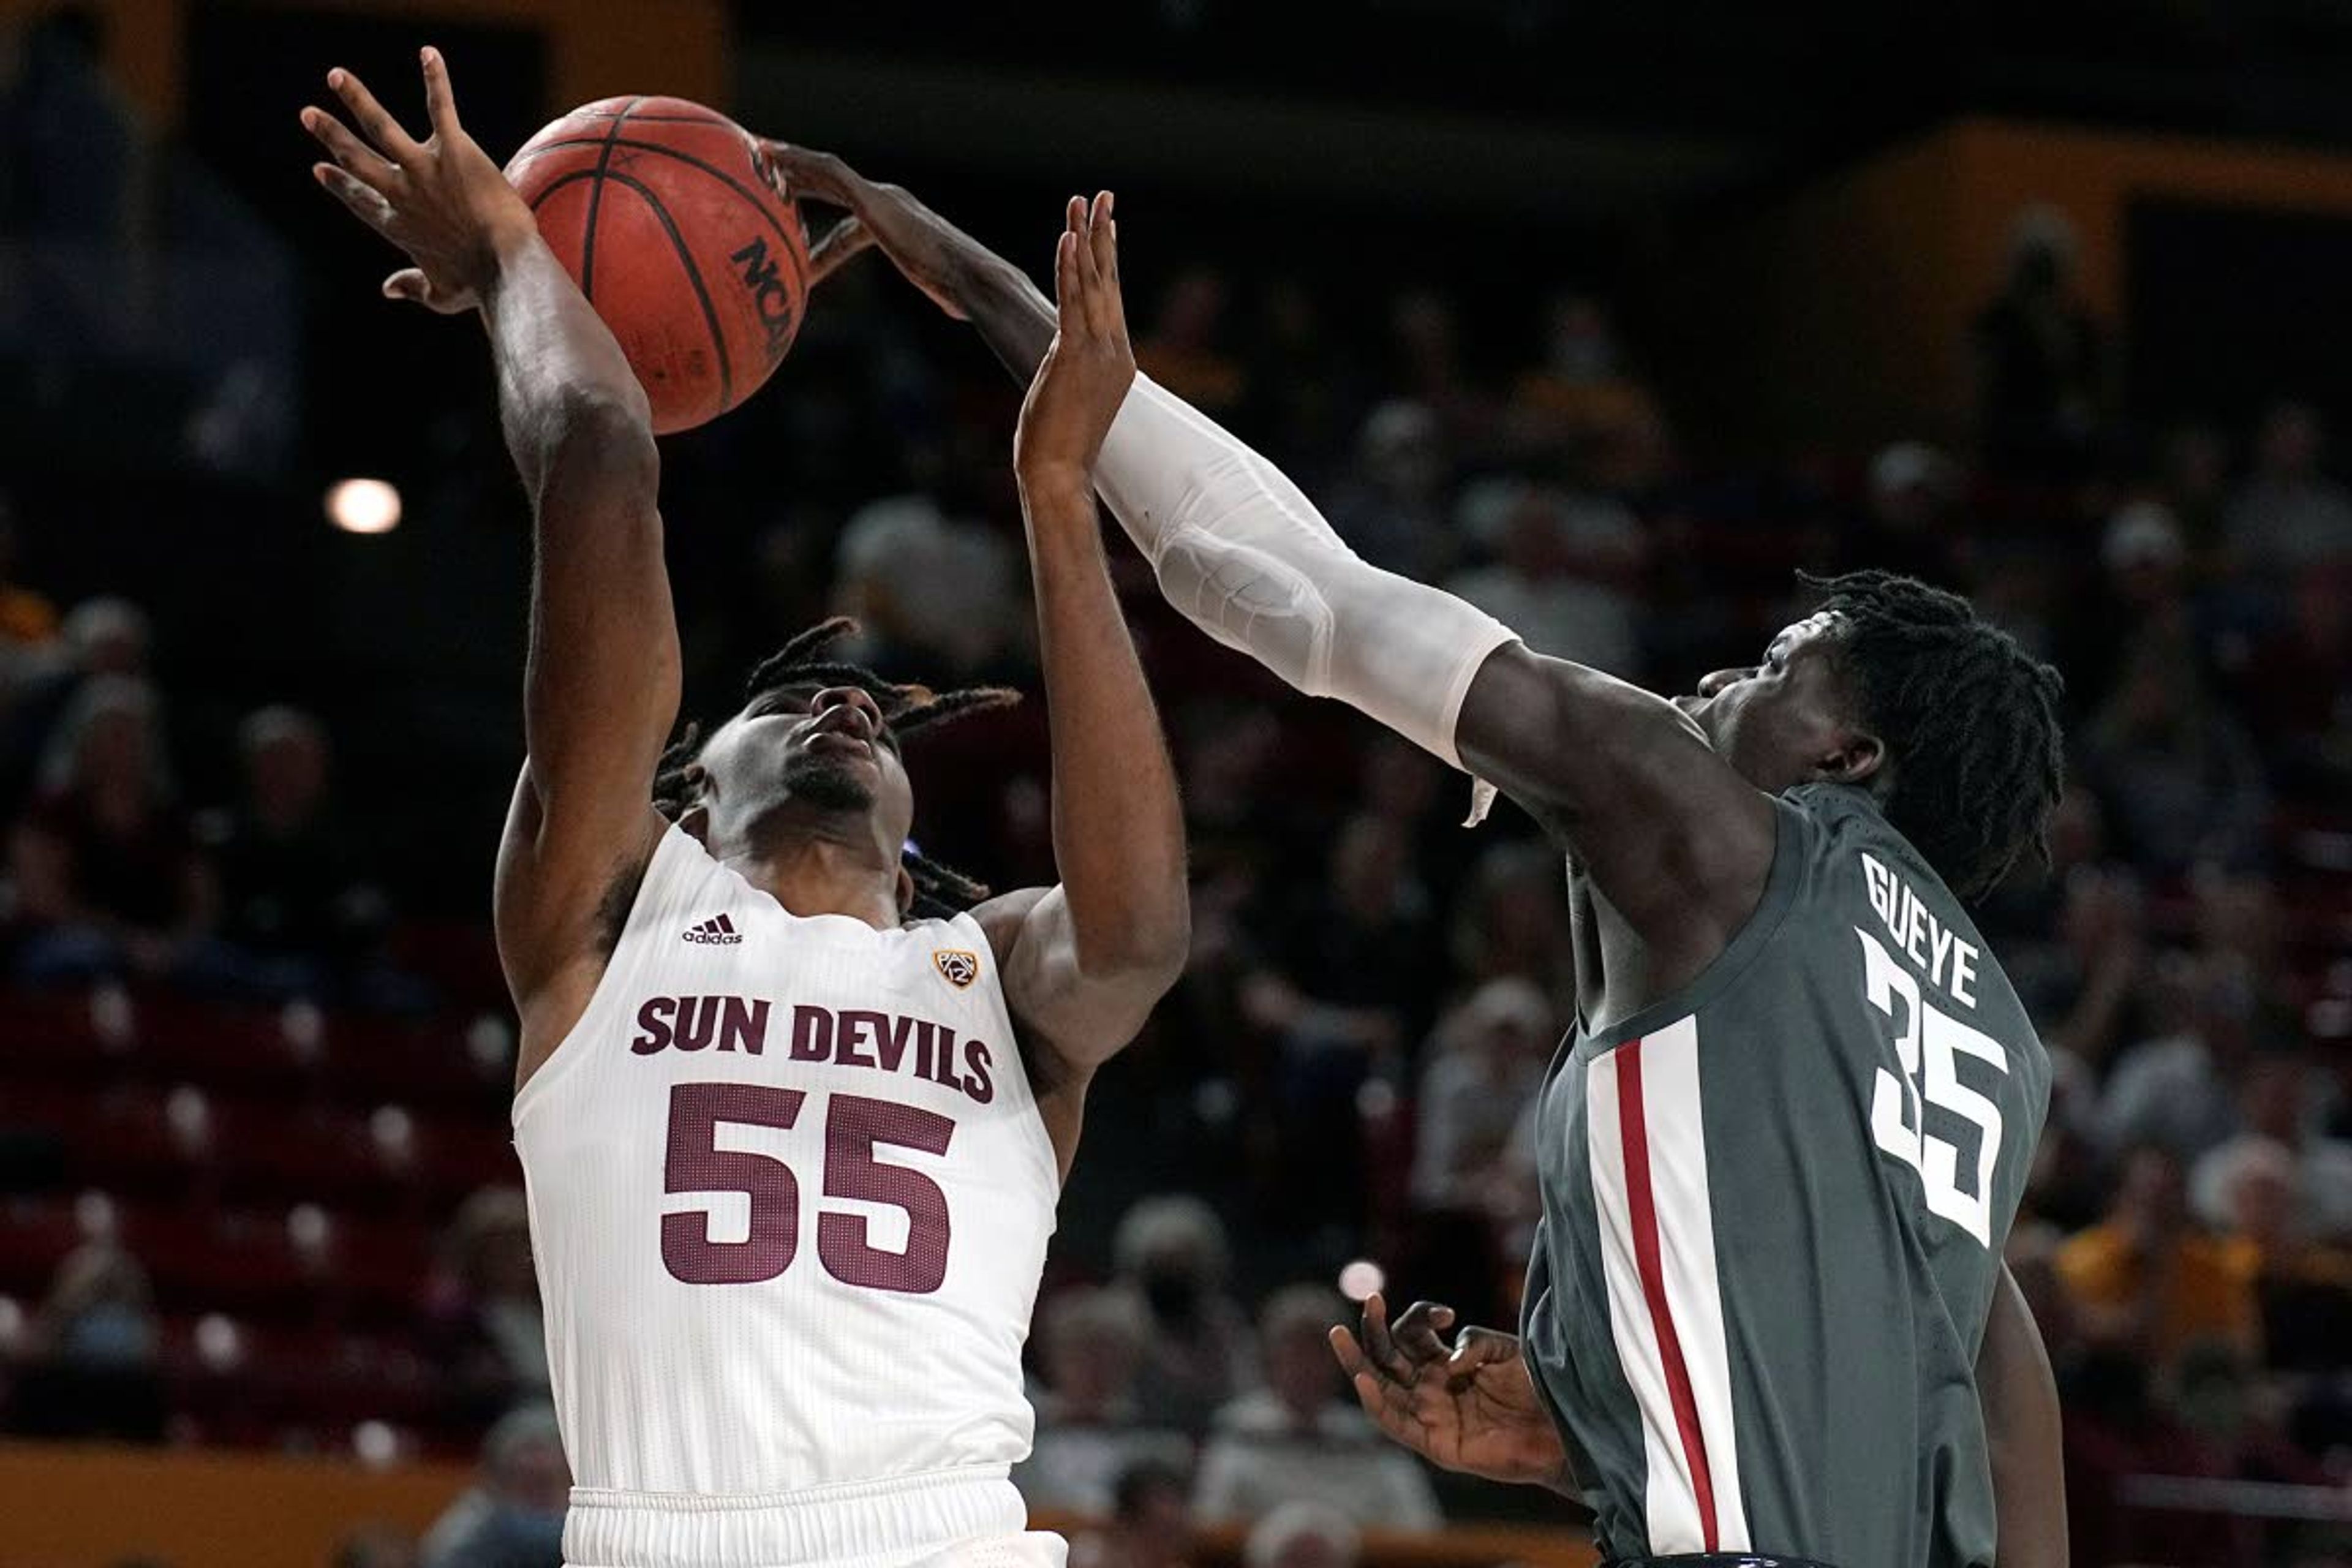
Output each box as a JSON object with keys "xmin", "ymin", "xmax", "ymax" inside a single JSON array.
[{"xmin": 503, "ymin": 96, "xmax": 810, "ymax": 435}]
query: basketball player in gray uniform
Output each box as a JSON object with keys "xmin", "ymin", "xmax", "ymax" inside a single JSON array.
[{"xmin": 765, "ymin": 153, "xmax": 2071, "ymax": 1568}]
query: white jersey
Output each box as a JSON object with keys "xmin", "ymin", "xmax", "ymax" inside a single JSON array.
[{"xmin": 513, "ymin": 823, "xmax": 1060, "ymax": 1561}]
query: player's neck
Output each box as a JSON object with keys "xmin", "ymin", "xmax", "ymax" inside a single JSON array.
[{"xmin": 725, "ymin": 823, "xmax": 903, "ymax": 930}]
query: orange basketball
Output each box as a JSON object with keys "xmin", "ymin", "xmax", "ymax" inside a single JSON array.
[{"xmin": 504, "ymin": 97, "xmax": 810, "ymax": 435}]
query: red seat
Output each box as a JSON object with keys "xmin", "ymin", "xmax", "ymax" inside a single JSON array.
[
  {"xmin": 126, "ymin": 1205, "xmax": 325, "ymax": 1322},
  {"xmin": 0, "ymin": 989, "xmax": 127, "ymax": 1084},
  {"xmin": 209, "ymin": 1100, "xmax": 407, "ymax": 1215},
  {"xmin": 323, "ymin": 1013, "xmax": 505, "ymax": 1112},
  {"xmin": 130, "ymin": 994, "xmax": 321, "ymax": 1100}
]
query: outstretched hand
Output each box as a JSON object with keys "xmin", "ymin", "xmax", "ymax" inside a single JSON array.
[
  {"xmin": 756, "ymin": 141, "xmax": 974, "ymax": 321},
  {"xmin": 1329, "ymin": 1293, "xmax": 1572, "ymax": 1490},
  {"xmin": 300, "ymin": 47, "xmax": 536, "ymax": 313},
  {"xmin": 1014, "ymin": 192, "xmax": 1134, "ymax": 491},
  {"xmin": 745, "ymin": 140, "xmax": 875, "ymax": 290}
]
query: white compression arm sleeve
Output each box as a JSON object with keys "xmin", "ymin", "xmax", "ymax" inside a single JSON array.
[{"xmin": 1093, "ymin": 374, "xmax": 1520, "ymax": 772}]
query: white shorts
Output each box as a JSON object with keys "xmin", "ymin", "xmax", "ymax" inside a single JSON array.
[{"xmin": 563, "ymin": 1464, "xmax": 1066, "ymax": 1568}]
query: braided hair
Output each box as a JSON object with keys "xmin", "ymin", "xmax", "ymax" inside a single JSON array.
[
  {"xmin": 652, "ymin": 618, "xmax": 1019, "ymax": 920},
  {"xmin": 1801, "ymin": 570, "xmax": 2066, "ymax": 903}
]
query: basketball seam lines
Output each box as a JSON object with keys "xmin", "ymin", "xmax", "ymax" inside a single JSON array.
[
  {"xmin": 576, "ymin": 95, "xmax": 644, "ymax": 302},
  {"xmin": 524, "ymin": 169, "xmax": 597, "ymax": 212},
  {"xmin": 568, "ymin": 111, "xmax": 728, "ymax": 123},
  {"xmin": 506, "ymin": 137, "xmax": 800, "ymax": 249},
  {"xmin": 598, "ymin": 167, "xmax": 734, "ymax": 417}
]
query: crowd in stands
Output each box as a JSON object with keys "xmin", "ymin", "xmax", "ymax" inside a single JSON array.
[{"xmin": 1, "ymin": 200, "xmax": 2349, "ymax": 1568}]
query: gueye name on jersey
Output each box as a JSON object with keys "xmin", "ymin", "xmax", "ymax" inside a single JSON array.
[
  {"xmin": 1859, "ymin": 851, "xmax": 1981, "ymax": 1008},
  {"xmin": 628, "ymin": 994, "xmax": 996, "ymax": 1106}
]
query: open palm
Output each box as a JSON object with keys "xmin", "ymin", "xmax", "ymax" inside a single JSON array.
[{"xmin": 1330, "ymin": 1295, "xmax": 1570, "ymax": 1489}]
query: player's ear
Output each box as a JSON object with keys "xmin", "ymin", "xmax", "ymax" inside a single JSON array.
[{"xmin": 1819, "ymin": 729, "xmax": 1885, "ymax": 786}]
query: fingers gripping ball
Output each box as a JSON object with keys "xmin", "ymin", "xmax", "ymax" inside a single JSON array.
[{"xmin": 505, "ymin": 97, "xmax": 810, "ymax": 434}]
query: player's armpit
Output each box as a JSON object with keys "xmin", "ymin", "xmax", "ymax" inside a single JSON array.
[
  {"xmin": 973, "ymin": 884, "xmax": 1181, "ymax": 1182},
  {"xmin": 494, "ymin": 768, "xmax": 668, "ymax": 1088},
  {"xmin": 1455, "ymin": 644, "xmax": 1777, "ymax": 966}
]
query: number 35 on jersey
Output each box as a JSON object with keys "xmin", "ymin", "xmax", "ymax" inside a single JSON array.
[{"xmin": 1855, "ymin": 926, "xmax": 2010, "ymax": 1248}]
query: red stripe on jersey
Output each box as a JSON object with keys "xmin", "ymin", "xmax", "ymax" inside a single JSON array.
[{"xmin": 1616, "ymin": 1038, "xmax": 1721, "ymax": 1552}]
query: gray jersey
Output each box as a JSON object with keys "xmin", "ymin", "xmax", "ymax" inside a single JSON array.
[{"xmin": 1521, "ymin": 784, "xmax": 2049, "ymax": 1568}]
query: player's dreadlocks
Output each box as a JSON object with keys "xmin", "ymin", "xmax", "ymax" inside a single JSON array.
[
  {"xmin": 1802, "ymin": 569, "xmax": 2066, "ymax": 903},
  {"xmin": 651, "ymin": 618, "xmax": 1019, "ymax": 921}
]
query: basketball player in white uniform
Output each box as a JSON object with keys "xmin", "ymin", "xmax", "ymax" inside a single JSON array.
[{"xmin": 303, "ymin": 54, "xmax": 1188, "ymax": 1568}]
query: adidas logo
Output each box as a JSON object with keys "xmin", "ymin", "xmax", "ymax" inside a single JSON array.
[{"xmin": 682, "ymin": 913, "xmax": 743, "ymax": 946}]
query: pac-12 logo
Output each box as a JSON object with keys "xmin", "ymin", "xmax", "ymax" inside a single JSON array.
[
  {"xmin": 729, "ymin": 236, "xmax": 801, "ymax": 360},
  {"xmin": 933, "ymin": 950, "xmax": 979, "ymax": 989}
]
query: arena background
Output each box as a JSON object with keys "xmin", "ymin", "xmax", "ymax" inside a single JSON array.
[{"xmin": 1, "ymin": 2, "xmax": 2350, "ymax": 1565}]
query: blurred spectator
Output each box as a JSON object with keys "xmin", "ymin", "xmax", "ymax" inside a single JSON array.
[
  {"xmin": 331, "ymin": 1526, "xmax": 421, "ymax": 1568},
  {"xmin": 2080, "ymin": 646, "xmax": 2269, "ymax": 875},
  {"xmin": 2209, "ymin": 1137, "xmax": 2352, "ymax": 1374},
  {"xmin": 1409, "ymin": 977, "xmax": 1554, "ymax": 1214},
  {"xmin": 2167, "ymin": 1341, "xmax": 2335, "ymax": 1565},
  {"xmin": 1242, "ymin": 812, "xmax": 1445, "ymax": 1228},
  {"xmin": 2010, "ymin": 864, "xmax": 2149, "ymax": 1075},
  {"xmin": 0, "ymin": 492, "xmax": 58, "ymax": 648},
  {"xmin": 1327, "ymin": 402, "xmax": 1452, "ymax": 579},
  {"xmin": 1138, "ymin": 268, "xmax": 1244, "ymax": 415},
  {"xmin": 1017, "ymin": 1287, "xmax": 1194, "ymax": 1514},
  {"xmin": 1069, "ymin": 1458, "xmax": 1196, "ymax": 1568},
  {"xmin": 0, "ymin": 594, "xmax": 151, "ymax": 811},
  {"xmin": 8, "ymin": 674, "xmax": 221, "ymax": 985},
  {"xmin": 1242, "ymin": 811, "xmax": 1441, "ymax": 1066},
  {"xmin": 195, "ymin": 706, "xmax": 393, "ymax": 997},
  {"xmin": 830, "ymin": 496, "xmax": 1020, "ymax": 679},
  {"xmin": 1110, "ymin": 1196, "xmax": 1255, "ymax": 1435},
  {"xmin": 1842, "ymin": 442, "xmax": 1967, "ymax": 585},
  {"xmin": 1243, "ymin": 1502, "xmax": 1361, "ymax": 1568},
  {"xmin": 2, "ymin": 1241, "xmax": 165, "ymax": 1442},
  {"xmin": 2190, "ymin": 869, "xmax": 2294, "ymax": 1012},
  {"xmin": 1192, "ymin": 1286, "xmax": 1441, "ymax": 1529},
  {"xmin": 2158, "ymin": 422, "xmax": 2233, "ymax": 556},
  {"xmin": 2193, "ymin": 1054, "xmax": 2352, "ymax": 1242},
  {"xmin": 1387, "ymin": 291, "xmax": 1491, "ymax": 447},
  {"xmin": 1509, "ymin": 293, "xmax": 1670, "ymax": 494},
  {"xmin": 424, "ymin": 1188, "xmax": 549, "ymax": 1425},
  {"xmin": 2096, "ymin": 951, "xmax": 2260, "ymax": 1163},
  {"xmin": 1450, "ymin": 841, "xmax": 1574, "ymax": 1003},
  {"xmin": 2022, "ymin": 1049, "xmax": 2111, "ymax": 1235},
  {"xmin": 2072, "ymin": 500, "xmax": 2196, "ymax": 700},
  {"xmin": 1447, "ymin": 479, "xmax": 1645, "ymax": 677},
  {"xmin": 1972, "ymin": 205, "xmax": 2107, "ymax": 478},
  {"xmin": 420, "ymin": 1404, "xmax": 568, "ymax": 1568},
  {"xmin": 2229, "ymin": 560, "xmax": 2352, "ymax": 801},
  {"xmin": 2225, "ymin": 402, "xmax": 2352, "ymax": 580},
  {"xmin": 2057, "ymin": 1143, "xmax": 2258, "ymax": 1367}
]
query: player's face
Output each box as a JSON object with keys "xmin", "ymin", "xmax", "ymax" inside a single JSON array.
[
  {"xmin": 1675, "ymin": 612, "xmax": 1883, "ymax": 794},
  {"xmin": 697, "ymin": 683, "xmax": 916, "ymax": 848}
]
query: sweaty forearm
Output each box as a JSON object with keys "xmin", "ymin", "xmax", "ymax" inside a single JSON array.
[
  {"xmin": 956, "ymin": 250, "xmax": 1057, "ymax": 384},
  {"xmin": 479, "ymin": 226, "xmax": 657, "ymax": 503},
  {"xmin": 1094, "ymin": 375, "xmax": 1517, "ymax": 769},
  {"xmin": 1020, "ymin": 476, "xmax": 1189, "ymax": 974}
]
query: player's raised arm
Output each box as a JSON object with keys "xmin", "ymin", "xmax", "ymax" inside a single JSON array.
[
  {"xmin": 303, "ymin": 50, "xmax": 677, "ymax": 1060},
  {"xmin": 782, "ymin": 157, "xmax": 1772, "ymax": 968},
  {"xmin": 972, "ymin": 194, "xmax": 1188, "ymax": 1174}
]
